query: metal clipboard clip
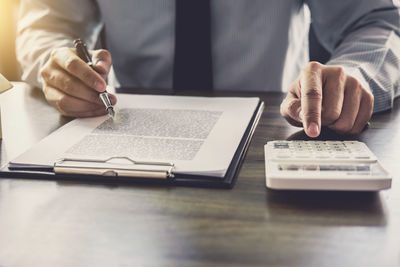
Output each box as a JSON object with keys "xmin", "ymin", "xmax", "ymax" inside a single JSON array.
[{"xmin": 54, "ymin": 156, "xmax": 175, "ymax": 179}]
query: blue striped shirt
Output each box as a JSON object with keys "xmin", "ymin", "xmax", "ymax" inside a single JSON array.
[{"xmin": 17, "ymin": 0, "xmax": 400, "ymax": 112}]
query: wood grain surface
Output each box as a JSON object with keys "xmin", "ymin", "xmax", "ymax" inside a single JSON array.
[{"xmin": 0, "ymin": 83, "xmax": 399, "ymax": 267}]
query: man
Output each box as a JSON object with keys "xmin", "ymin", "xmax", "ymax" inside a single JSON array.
[{"xmin": 16, "ymin": 0, "xmax": 400, "ymax": 138}]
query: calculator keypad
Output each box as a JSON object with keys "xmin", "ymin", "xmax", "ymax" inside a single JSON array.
[
  {"xmin": 264, "ymin": 140, "xmax": 391, "ymax": 191},
  {"xmin": 267, "ymin": 141, "xmax": 376, "ymax": 163}
]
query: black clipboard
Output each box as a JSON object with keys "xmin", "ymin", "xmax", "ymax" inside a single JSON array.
[{"xmin": 1, "ymin": 100, "xmax": 263, "ymax": 188}]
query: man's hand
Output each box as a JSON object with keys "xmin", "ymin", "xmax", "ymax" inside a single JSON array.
[
  {"xmin": 40, "ymin": 47, "xmax": 117, "ymax": 117},
  {"xmin": 280, "ymin": 62, "xmax": 374, "ymax": 137}
]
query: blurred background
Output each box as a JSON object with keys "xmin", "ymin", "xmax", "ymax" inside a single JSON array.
[
  {"xmin": 0, "ymin": 0, "xmax": 330, "ymax": 83},
  {"xmin": 0, "ymin": 0, "xmax": 20, "ymax": 81}
]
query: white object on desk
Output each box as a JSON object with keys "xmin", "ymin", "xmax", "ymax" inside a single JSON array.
[
  {"xmin": 0, "ymin": 73, "xmax": 13, "ymax": 139},
  {"xmin": 11, "ymin": 93, "xmax": 260, "ymax": 178},
  {"xmin": 264, "ymin": 140, "xmax": 392, "ymax": 191}
]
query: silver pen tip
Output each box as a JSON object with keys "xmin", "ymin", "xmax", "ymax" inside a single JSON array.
[{"xmin": 107, "ymin": 107, "xmax": 115, "ymax": 118}]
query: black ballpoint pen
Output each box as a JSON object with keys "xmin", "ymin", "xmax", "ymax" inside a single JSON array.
[{"xmin": 73, "ymin": 39, "xmax": 115, "ymax": 117}]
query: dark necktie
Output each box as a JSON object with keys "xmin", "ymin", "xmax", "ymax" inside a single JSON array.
[{"xmin": 173, "ymin": 0, "xmax": 213, "ymax": 91}]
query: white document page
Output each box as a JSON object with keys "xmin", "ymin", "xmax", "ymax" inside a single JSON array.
[{"xmin": 11, "ymin": 94, "xmax": 260, "ymax": 178}]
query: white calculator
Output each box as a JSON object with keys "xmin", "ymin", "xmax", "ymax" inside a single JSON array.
[{"xmin": 264, "ymin": 141, "xmax": 391, "ymax": 191}]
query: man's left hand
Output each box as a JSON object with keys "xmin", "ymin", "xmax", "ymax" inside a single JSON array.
[{"xmin": 280, "ymin": 62, "xmax": 374, "ymax": 137}]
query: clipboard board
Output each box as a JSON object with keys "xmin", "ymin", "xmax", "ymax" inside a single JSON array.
[{"xmin": 1, "ymin": 101, "xmax": 263, "ymax": 188}]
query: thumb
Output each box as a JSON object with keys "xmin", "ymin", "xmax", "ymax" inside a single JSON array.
[{"xmin": 280, "ymin": 95, "xmax": 303, "ymax": 127}]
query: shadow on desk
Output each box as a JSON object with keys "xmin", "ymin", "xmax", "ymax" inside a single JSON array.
[
  {"xmin": 271, "ymin": 128, "xmax": 387, "ymax": 227},
  {"xmin": 265, "ymin": 188, "xmax": 386, "ymax": 227},
  {"xmin": 287, "ymin": 127, "xmax": 367, "ymax": 141}
]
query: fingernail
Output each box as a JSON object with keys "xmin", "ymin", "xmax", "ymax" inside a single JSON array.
[
  {"xmin": 299, "ymin": 110, "xmax": 303, "ymax": 122},
  {"xmin": 94, "ymin": 80, "xmax": 105, "ymax": 92},
  {"xmin": 307, "ymin": 122, "xmax": 320, "ymax": 137},
  {"xmin": 95, "ymin": 60, "xmax": 107, "ymax": 69}
]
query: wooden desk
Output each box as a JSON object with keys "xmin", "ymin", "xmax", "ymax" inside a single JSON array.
[{"xmin": 0, "ymin": 83, "xmax": 399, "ymax": 267}]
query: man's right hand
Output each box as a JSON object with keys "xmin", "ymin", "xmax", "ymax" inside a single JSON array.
[{"xmin": 40, "ymin": 47, "xmax": 117, "ymax": 117}]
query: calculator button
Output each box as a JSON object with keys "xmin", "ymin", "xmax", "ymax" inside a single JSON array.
[
  {"xmin": 274, "ymin": 142, "xmax": 289, "ymax": 149},
  {"xmin": 320, "ymin": 165, "xmax": 337, "ymax": 171},
  {"xmin": 335, "ymin": 155, "xmax": 350, "ymax": 159},
  {"xmin": 316, "ymin": 154, "xmax": 331, "ymax": 158},
  {"xmin": 279, "ymin": 165, "xmax": 300, "ymax": 171},
  {"xmin": 354, "ymin": 155, "xmax": 370, "ymax": 159},
  {"xmin": 304, "ymin": 165, "xmax": 318, "ymax": 171},
  {"xmin": 356, "ymin": 165, "xmax": 370, "ymax": 172},
  {"xmin": 295, "ymin": 154, "xmax": 311, "ymax": 158},
  {"xmin": 337, "ymin": 166, "xmax": 356, "ymax": 171}
]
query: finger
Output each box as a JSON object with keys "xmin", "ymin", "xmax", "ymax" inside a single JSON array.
[
  {"xmin": 349, "ymin": 92, "xmax": 374, "ymax": 135},
  {"xmin": 108, "ymin": 93, "xmax": 118, "ymax": 106},
  {"xmin": 300, "ymin": 62, "xmax": 323, "ymax": 137},
  {"xmin": 321, "ymin": 67, "xmax": 345, "ymax": 125},
  {"xmin": 92, "ymin": 49, "xmax": 112, "ymax": 79},
  {"xmin": 280, "ymin": 92, "xmax": 303, "ymax": 127},
  {"xmin": 329, "ymin": 77, "xmax": 362, "ymax": 133},
  {"xmin": 281, "ymin": 78, "xmax": 302, "ymax": 123},
  {"xmin": 43, "ymin": 86, "xmax": 108, "ymax": 117},
  {"xmin": 51, "ymin": 48, "xmax": 107, "ymax": 92},
  {"xmin": 65, "ymin": 107, "xmax": 109, "ymax": 118},
  {"xmin": 42, "ymin": 65, "xmax": 104, "ymax": 105}
]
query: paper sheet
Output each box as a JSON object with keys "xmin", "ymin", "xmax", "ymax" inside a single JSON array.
[{"xmin": 11, "ymin": 93, "xmax": 260, "ymax": 178}]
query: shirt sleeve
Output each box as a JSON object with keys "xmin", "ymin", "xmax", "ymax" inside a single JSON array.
[
  {"xmin": 16, "ymin": 0, "xmax": 102, "ymax": 88},
  {"xmin": 306, "ymin": 0, "xmax": 400, "ymax": 113}
]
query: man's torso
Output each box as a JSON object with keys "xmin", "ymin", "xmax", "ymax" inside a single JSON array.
[{"xmin": 96, "ymin": 0, "xmax": 310, "ymax": 92}]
